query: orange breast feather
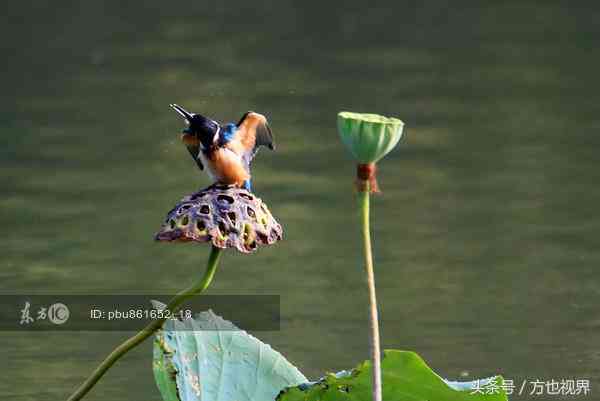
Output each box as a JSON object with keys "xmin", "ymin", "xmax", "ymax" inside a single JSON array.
[
  {"xmin": 208, "ymin": 148, "xmax": 249, "ymax": 185},
  {"xmin": 181, "ymin": 133, "xmax": 199, "ymax": 146}
]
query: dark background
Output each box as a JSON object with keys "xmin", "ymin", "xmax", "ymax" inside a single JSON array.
[{"xmin": 1, "ymin": 1, "xmax": 599, "ymax": 400}]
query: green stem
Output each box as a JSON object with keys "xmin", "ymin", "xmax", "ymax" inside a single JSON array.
[
  {"xmin": 359, "ymin": 185, "xmax": 382, "ymax": 401},
  {"xmin": 66, "ymin": 246, "xmax": 223, "ymax": 401}
]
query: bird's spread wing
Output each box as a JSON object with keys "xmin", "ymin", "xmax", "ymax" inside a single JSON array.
[
  {"xmin": 235, "ymin": 112, "xmax": 275, "ymax": 168},
  {"xmin": 233, "ymin": 112, "xmax": 274, "ymax": 175}
]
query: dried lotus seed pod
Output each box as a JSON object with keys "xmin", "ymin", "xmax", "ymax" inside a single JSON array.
[{"xmin": 155, "ymin": 184, "xmax": 282, "ymax": 254}]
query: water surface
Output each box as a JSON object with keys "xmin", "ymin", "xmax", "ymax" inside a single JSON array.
[{"xmin": 1, "ymin": 2, "xmax": 599, "ymax": 400}]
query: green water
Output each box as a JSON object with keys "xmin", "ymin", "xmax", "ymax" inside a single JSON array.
[{"xmin": 2, "ymin": 2, "xmax": 599, "ymax": 400}]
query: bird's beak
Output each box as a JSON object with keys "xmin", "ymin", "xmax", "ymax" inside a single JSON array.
[{"xmin": 170, "ymin": 104, "xmax": 193, "ymax": 122}]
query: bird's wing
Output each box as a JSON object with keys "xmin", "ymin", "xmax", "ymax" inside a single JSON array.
[
  {"xmin": 234, "ymin": 112, "xmax": 274, "ymax": 175},
  {"xmin": 234, "ymin": 112, "xmax": 275, "ymax": 167},
  {"xmin": 181, "ymin": 133, "xmax": 204, "ymax": 170},
  {"xmin": 185, "ymin": 144, "xmax": 204, "ymax": 170}
]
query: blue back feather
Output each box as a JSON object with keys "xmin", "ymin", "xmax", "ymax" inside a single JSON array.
[
  {"xmin": 219, "ymin": 123, "xmax": 254, "ymax": 191},
  {"xmin": 218, "ymin": 123, "xmax": 237, "ymax": 146}
]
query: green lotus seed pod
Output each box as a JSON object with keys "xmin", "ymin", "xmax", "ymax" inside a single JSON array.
[
  {"xmin": 337, "ymin": 112, "xmax": 404, "ymax": 193},
  {"xmin": 337, "ymin": 112, "xmax": 404, "ymax": 164}
]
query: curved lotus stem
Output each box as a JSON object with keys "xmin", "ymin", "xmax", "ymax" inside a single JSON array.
[{"xmin": 66, "ymin": 246, "xmax": 222, "ymax": 401}]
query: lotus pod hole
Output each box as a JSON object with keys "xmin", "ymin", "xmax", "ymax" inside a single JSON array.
[{"xmin": 155, "ymin": 185, "xmax": 283, "ymax": 253}]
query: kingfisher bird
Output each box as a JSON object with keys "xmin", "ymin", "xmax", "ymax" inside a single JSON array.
[{"xmin": 170, "ymin": 104, "xmax": 275, "ymax": 191}]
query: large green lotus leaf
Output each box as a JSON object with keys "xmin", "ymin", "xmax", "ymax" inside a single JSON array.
[
  {"xmin": 153, "ymin": 337, "xmax": 180, "ymax": 401},
  {"xmin": 277, "ymin": 350, "xmax": 508, "ymax": 401},
  {"xmin": 153, "ymin": 310, "xmax": 308, "ymax": 401}
]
